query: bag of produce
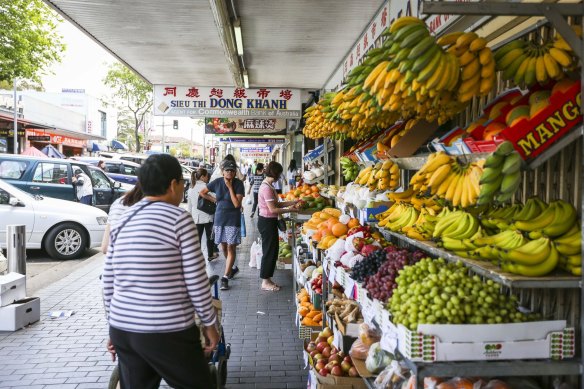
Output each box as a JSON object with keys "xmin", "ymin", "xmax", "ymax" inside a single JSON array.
[
  {"xmin": 373, "ymin": 360, "xmax": 407, "ymax": 389},
  {"xmin": 326, "ymin": 238, "xmax": 346, "ymax": 260},
  {"xmin": 359, "ymin": 323, "xmax": 381, "ymax": 346},
  {"xmin": 249, "ymin": 241, "xmax": 258, "ymax": 268},
  {"xmin": 348, "ymin": 338, "xmax": 369, "ymax": 360},
  {"xmin": 365, "ymin": 342, "xmax": 393, "ymax": 373}
]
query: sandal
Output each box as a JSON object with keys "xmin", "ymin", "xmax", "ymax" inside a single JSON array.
[{"xmin": 261, "ymin": 284, "xmax": 281, "ymax": 292}]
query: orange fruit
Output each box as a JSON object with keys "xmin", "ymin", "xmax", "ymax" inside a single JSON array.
[
  {"xmin": 331, "ymin": 223, "xmax": 348, "ymax": 237},
  {"xmin": 552, "ymin": 78, "xmax": 578, "ymax": 96},
  {"xmin": 482, "ymin": 122, "xmax": 507, "ymax": 141},
  {"xmin": 311, "ymin": 185, "xmax": 319, "ymax": 193},
  {"xmin": 312, "ymin": 231, "xmax": 322, "ymax": 242},
  {"xmin": 347, "ymin": 218, "xmax": 360, "ymax": 229},
  {"xmin": 305, "ymin": 189, "xmax": 312, "ymax": 195}
]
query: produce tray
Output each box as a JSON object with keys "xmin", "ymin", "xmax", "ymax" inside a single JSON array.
[{"xmin": 379, "ymin": 229, "xmax": 580, "ymax": 289}]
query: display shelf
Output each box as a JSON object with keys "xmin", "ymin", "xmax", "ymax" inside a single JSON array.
[
  {"xmin": 379, "ymin": 229, "xmax": 581, "ymax": 289},
  {"xmin": 302, "ymin": 170, "xmax": 335, "ymax": 185},
  {"xmin": 404, "ymin": 358, "xmax": 581, "ymax": 387},
  {"xmin": 527, "ymin": 125, "xmax": 584, "ymax": 170},
  {"xmin": 303, "ymin": 143, "xmax": 334, "ymax": 163}
]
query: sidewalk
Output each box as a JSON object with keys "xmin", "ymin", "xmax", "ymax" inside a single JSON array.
[{"xmin": 0, "ymin": 210, "xmax": 306, "ymax": 389}]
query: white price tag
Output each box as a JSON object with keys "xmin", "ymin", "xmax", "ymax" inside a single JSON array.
[
  {"xmin": 329, "ymin": 264, "xmax": 336, "ymax": 283},
  {"xmin": 303, "ymin": 350, "xmax": 309, "ymax": 368},
  {"xmin": 344, "ymin": 277, "xmax": 356, "ymax": 299},
  {"xmin": 322, "ymin": 259, "xmax": 329, "ymax": 276},
  {"xmin": 333, "ymin": 327, "xmax": 343, "ymax": 350},
  {"xmin": 380, "ymin": 330, "xmax": 398, "ymax": 354}
]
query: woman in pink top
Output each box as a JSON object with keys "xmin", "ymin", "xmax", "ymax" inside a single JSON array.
[{"xmin": 257, "ymin": 161, "xmax": 299, "ymax": 291}]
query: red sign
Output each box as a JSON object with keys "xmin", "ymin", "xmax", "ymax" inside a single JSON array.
[{"xmin": 26, "ymin": 129, "xmax": 87, "ymax": 148}]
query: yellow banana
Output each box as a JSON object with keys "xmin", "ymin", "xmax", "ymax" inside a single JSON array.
[
  {"xmin": 437, "ymin": 31, "xmax": 465, "ymax": 46},
  {"xmin": 548, "ymin": 47, "xmax": 572, "ymax": 68},
  {"xmin": 543, "ymin": 52, "xmax": 561, "ymax": 80},
  {"xmin": 469, "ymin": 37, "xmax": 488, "ymax": 52}
]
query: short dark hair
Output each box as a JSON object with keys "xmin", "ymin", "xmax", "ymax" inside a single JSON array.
[
  {"xmin": 265, "ymin": 161, "xmax": 283, "ymax": 179},
  {"xmin": 256, "ymin": 163, "xmax": 264, "ymax": 172},
  {"xmin": 138, "ymin": 154, "xmax": 183, "ymax": 196}
]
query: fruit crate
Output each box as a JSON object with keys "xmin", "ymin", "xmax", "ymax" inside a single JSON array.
[
  {"xmin": 466, "ymin": 80, "xmax": 582, "ymax": 160},
  {"xmin": 396, "ymin": 320, "xmax": 575, "ymax": 362}
]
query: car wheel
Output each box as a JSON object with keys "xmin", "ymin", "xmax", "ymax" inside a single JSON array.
[{"xmin": 44, "ymin": 223, "xmax": 87, "ymax": 260}]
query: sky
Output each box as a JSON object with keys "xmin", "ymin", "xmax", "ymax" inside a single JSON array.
[{"xmin": 41, "ymin": 19, "xmax": 205, "ymax": 139}]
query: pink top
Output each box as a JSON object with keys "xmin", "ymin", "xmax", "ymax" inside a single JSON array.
[{"xmin": 258, "ymin": 182, "xmax": 278, "ymax": 218}]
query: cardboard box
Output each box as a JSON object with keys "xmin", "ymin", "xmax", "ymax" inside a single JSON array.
[
  {"xmin": 0, "ymin": 297, "xmax": 40, "ymax": 331},
  {"xmin": 431, "ymin": 128, "xmax": 472, "ymax": 155},
  {"xmin": 0, "ymin": 273, "xmax": 26, "ymax": 308},
  {"xmin": 397, "ymin": 320, "xmax": 575, "ymax": 362},
  {"xmin": 359, "ymin": 201, "xmax": 392, "ymax": 225},
  {"xmin": 386, "ymin": 120, "xmax": 439, "ymax": 158},
  {"xmin": 310, "ymin": 366, "xmax": 367, "ymax": 389},
  {"xmin": 466, "ymin": 81, "xmax": 582, "ymax": 160}
]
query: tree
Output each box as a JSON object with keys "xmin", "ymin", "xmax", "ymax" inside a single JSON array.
[
  {"xmin": 0, "ymin": 0, "xmax": 65, "ymax": 84},
  {"xmin": 0, "ymin": 79, "xmax": 44, "ymax": 91},
  {"xmin": 103, "ymin": 63, "xmax": 152, "ymax": 152}
]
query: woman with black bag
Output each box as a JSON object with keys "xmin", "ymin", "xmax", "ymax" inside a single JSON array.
[
  {"xmin": 257, "ymin": 161, "xmax": 300, "ymax": 292},
  {"xmin": 188, "ymin": 168, "xmax": 219, "ymax": 261}
]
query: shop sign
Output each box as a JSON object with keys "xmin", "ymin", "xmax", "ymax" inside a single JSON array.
[
  {"xmin": 342, "ymin": 2, "xmax": 391, "ymax": 79},
  {"xmin": 26, "ymin": 129, "xmax": 86, "ymax": 148},
  {"xmin": 218, "ymin": 137, "xmax": 285, "ymax": 144},
  {"xmin": 62, "ymin": 88, "xmax": 85, "ymax": 93},
  {"xmin": 204, "ymin": 118, "xmax": 286, "ymax": 135},
  {"xmin": 425, "ymin": 0, "xmax": 477, "ymax": 35},
  {"xmin": 240, "ymin": 146, "xmax": 272, "ymax": 153},
  {"xmin": 240, "ymin": 153, "xmax": 271, "ymax": 158},
  {"xmin": 0, "ymin": 128, "xmax": 25, "ymax": 137},
  {"xmin": 154, "ymin": 86, "xmax": 301, "ymax": 118},
  {"xmin": 27, "ymin": 136, "xmax": 51, "ymax": 142}
]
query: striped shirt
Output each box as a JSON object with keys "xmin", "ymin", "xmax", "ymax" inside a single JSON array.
[
  {"xmin": 251, "ymin": 174, "xmax": 264, "ymax": 193},
  {"xmin": 102, "ymin": 199, "xmax": 216, "ymax": 333}
]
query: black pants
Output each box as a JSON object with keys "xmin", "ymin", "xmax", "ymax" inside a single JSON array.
[
  {"xmin": 258, "ymin": 216, "xmax": 279, "ymax": 279},
  {"xmin": 196, "ymin": 223, "xmax": 214, "ymax": 258},
  {"xmin": 251, "ymin": 192, "xmax": 259, "ymax": 214},
  {"xmin": 110, "ymin": 325, "xmax": 212, "ymax": 389}
]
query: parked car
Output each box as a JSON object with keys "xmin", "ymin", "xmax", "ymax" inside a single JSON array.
[
  {"xmin": 98, "ymin": 152, "xmax": 150, "ymax": 166},
  {"xmin": 0, "ymin": 179, "xmax": 108, "ymax": 260},
  {"xmin": 71, "ymin": 157, "xmax": 140, "ymax": 185},
  {"xmin": 0, "ymin": 155, "xmax": 126, "ymax": 213}
]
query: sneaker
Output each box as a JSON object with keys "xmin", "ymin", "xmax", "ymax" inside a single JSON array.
[
  {"xmin": 228, "ymin": 266, "xmax": 240, "ymax": 280},
  {"xmin": 220, "ymin": 277, "xmax": 229, "ymax": 290}
]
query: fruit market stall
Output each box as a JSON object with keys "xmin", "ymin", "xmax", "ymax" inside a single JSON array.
[{"xmin": 287, "ymin": 3, "xmax": 584, "ymax": 388}]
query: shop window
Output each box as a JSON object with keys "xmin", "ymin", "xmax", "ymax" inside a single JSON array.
[
  {"xmin": 0, "ymin": 160, "xmax": 29, "ymax": 179},
  {"xmin": 32, "ymin": 163, "xmax": 69, "ymax": 185},
  {"xmin": 100, "ymin": 111, "xmax": 107, "ymax": 138},
  {"xmin": 0, "ymin": 188, "xmax": 9, "ymax": 205}
]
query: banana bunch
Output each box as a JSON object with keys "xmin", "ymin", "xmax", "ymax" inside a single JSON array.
[
  {"xmin": 498, "ymin": 237, "xmax": 560, "ymax": 277},
  {"xmin": 303, "ymin": 93, "xmax": 354, "ymax": 140},
  {"xmin": 438, "ymin": 31, "xmax": 496, "ymax": 102},
  {"xmin": 409, "ymin": 151, "xmax": 483, "ymax": 208},
  {"xmin": 478, "ymin": 141, "xmax": 523, "ymax": 204},
  {"xmin": 377, "ymin": 203, "xmax": 419, "ymax": 232},
  {"xmin": 514, "ymin": 199, "xmax": 577, "ymax": 239},
  {"xmin": 432, "ymin": 209, "xmax": 480, "ymax": 240},
  {"xmin": 402, "ymin": 206, "xmax": 440, "ymax": 240},
  {"xmin": 495, "ymin": 26, "xmax": 581, "ymax": 87},
  {"xmin": 354, "ymin": 160, "xmax": 400, "ymax": 191},
  {"xmin": 340, "ymin": 157, "xmax": 360, "ymax": 182},
  {"xmin": 556, "ymin": 224, "xmax": 582, "ymax": 275}
]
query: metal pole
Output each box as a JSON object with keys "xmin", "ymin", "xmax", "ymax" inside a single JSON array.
[
  {"xmin": 162, "ymin": 116, "xmax": 166, "ymax": 153},
  {"xmin": 6, "ymin": 225, "xmax": 26, "ymax": 275},
  {"xmin": 12, "ymin": 78, "xmax": 18, "ymax": 154}
]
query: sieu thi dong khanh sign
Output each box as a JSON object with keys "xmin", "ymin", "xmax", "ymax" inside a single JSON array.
[{"xmin": 154, "ymin": 86, "xmax": 302, "ymax": 118}]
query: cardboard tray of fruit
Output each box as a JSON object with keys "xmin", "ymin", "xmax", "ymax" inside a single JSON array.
[{"xmin": 464, "ymin": 79, "xmax": 582, "ymax": 160}]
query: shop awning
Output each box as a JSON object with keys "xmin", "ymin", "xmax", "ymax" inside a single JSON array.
[
  {"xmin": 41, "ymin": 144, "xmax": 66, "ymax": 159},
  {"xmin": 92, "ymin": 143, "xmax": 108, "ymax": 152},
  {"xmin": 111, "ymin": 140, "xmax": 128, "ymax": 150},
  {"xmin": 21, "ymin": 147, "xmax": 48, "ymax": 158}
]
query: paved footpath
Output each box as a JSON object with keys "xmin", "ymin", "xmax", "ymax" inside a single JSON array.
[{"xmin": 0, "ymin": 210, "xmax": 307, "ymax": 389}]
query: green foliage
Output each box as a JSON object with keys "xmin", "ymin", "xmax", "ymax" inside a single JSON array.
[
  {"xmin": 170, "ymin": 142, "xmax": 193, "ymax": 158},
  {"xmin": 0, "ymin": 0, "xmax": 65, "ymax": 83},
  {"xmin": 103, "ymin": 63, "xmax": 153, "ymax": 152}
]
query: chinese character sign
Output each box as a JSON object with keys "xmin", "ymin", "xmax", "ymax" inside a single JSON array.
[
  {"xmin": 154, "ymin": 86, "xmax": 301, "ymax": 118},
  {"xmin": 204, "ymin": 118, "xmax": 287, "ymax": 135}
]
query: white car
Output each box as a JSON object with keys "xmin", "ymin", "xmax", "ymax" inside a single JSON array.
[{"xmin": 0, "ymin": 179, "xmax": 108, "ymax": 260}]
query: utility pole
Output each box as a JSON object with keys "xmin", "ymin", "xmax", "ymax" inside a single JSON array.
[
  {"xmin": 155, "ymin": 118, "xmax": 171, "ymax": 153},
  {"xmin": 12, "ymin": 78, "xmax": 18, "ymax": 154}
]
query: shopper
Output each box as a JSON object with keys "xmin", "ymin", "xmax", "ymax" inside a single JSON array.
[
  {"xmin": 273, "ymin": 173, "xmax": 284, "ymax": 195},
  {"xmin": 257, "ymin": 161, "xmax": 299, "ymax": 291},
  {"xmin": 247, "ymin": 163, "xmax": 264, "ymax": 218},
  {"xmin": 72, "ymin": 168, "xmax": 94, "ymax": 205},
  {"xmin": 187, "ymin": 168, "xmax": 218, "ymax": 261},
  {"xmin": 97, "ymin": 160, "xmax": 107, "ymax": 171},
  {"xmin": 100, "ymin": 183, "xmax": 144, "ymax": 254},
  {"xmin": 287, "ymin": 159, "xmax": 299, "ymax": 189},
  {"xmin": 103, "ymin": 154, "xmax": 218, "ymax": 389},
  {"xmin": 210, "ymin": 154, "xmax": 245, "ymax": 181},
  {"xmin": 200, "ymin": 159, "xmax": 245, "ymax": 290}
]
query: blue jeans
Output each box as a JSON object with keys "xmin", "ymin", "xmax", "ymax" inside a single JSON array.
[{"xmin": 80, "ymin": 195, "xmax": 93, "ymax": 205}]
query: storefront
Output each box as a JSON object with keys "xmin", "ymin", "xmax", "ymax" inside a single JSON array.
[{"xmin": 26, "ymin": 128, "xmax": 91, "ymax": 157}]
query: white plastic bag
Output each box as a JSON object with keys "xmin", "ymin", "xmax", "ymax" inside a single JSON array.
[
  {"xmin": 255, "ymin": 240, "xmax": 263, "ymax": 269},
  {"xmin": 246, "ymin": 196, "xmax": 252, "ymax": 205},
  {"xmin": 249, "ymin": 242, "xmax": 258, "ymax": 268}
]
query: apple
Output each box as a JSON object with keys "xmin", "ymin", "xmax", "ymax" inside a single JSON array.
[
  {"xmin": 331, "ymin": 365, "xmax": 344, "ymax": 377},
  {"xmin": 328, "ymin": 354, "xmax": 341, "ymax": 364},
  {"xmin": 310, "ymin": 350, "xmax": 319, "ymax": 358},
  {"xmin": 316, "ymin": 336, "xmax": 328, "ymax": 344},
  {"xmin": 341, "ymin": 361, "xmax": 352, "ymax": 373},
  {"xmin": 338, "ymin": 351, "xmax": 345, "ymax": 359},
  {"xmin": 319, "ymin": 368, "xmax": 330, "ymax": 377},
  {"xmin": 331, "ymin": 346, "xmax": 339, "ymax": 354},
  {"xmin": 348, "ymin": 367, "xmax": 359, "ymax": 377},
  {"xmin": 343, "ymin": 356, "xmax": 352, "ymax": 364},
  {"xmin": 306, "ymin": 342, "xmax": 316, "ymax": 353},
  {"xmin": 313, "ymin": 353, "xmax": 323, "ymax": 361},
  {"xmin": 325, "ymin": 360, "xmax": 340, "ymax": 371},
  {"xmin": 315, "ymin": 361, "xmax": 325, "ymax": 371},
  {"xmin": 327, "ymin": 335, "xmax": 334, "ymax": 345},
  {"xmin": 316, "ymin": 342, "xmax": 328, "ymax": 353},
  {"xmin": 322, "ymin": 327, "xmax": 333, "ymax": 338},
  {"xmin": 322, "ymin": 346, "xmax": 331, "ymax": 358}
]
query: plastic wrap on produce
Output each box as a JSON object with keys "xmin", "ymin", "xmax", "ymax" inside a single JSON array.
[{"xmin": 326, "ymin": 238, "xmax": 346, "ymax": 260}]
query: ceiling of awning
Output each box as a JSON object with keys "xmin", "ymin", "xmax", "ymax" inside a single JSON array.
[{"xmin": 43, "ymin": 0, "xmax": 384, "ymax": 91}]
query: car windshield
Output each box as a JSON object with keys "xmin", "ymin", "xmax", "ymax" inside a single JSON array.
[
  {"xmin": 88, "ymin": 168, "xmax": 112, "ymax": 189},
  {"xmin": 0, "ymin": 178, "xmax": 35, "ymax": 200}
]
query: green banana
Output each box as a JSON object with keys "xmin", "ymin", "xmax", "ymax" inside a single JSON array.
[
  {"xmin": 502, "ymin": 237, "xmax": 552, "ymax": 265},
  {"xmin": 501, "ymin": 152, "xmax": 522, "ymax": 175}
]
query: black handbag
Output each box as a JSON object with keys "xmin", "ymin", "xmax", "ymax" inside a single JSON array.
[
  {"xmin": 197, "ymin": 196, "xmax": 216, "ymax": 215},
  {"xmin": 277, "ymin": 218, "xmax": 287, "ymax": 232}
]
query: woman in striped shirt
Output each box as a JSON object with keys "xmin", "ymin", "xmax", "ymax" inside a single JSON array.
[{"xmin": 103, "ymin": 154, "xmax": 219, "ymax": 389}]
